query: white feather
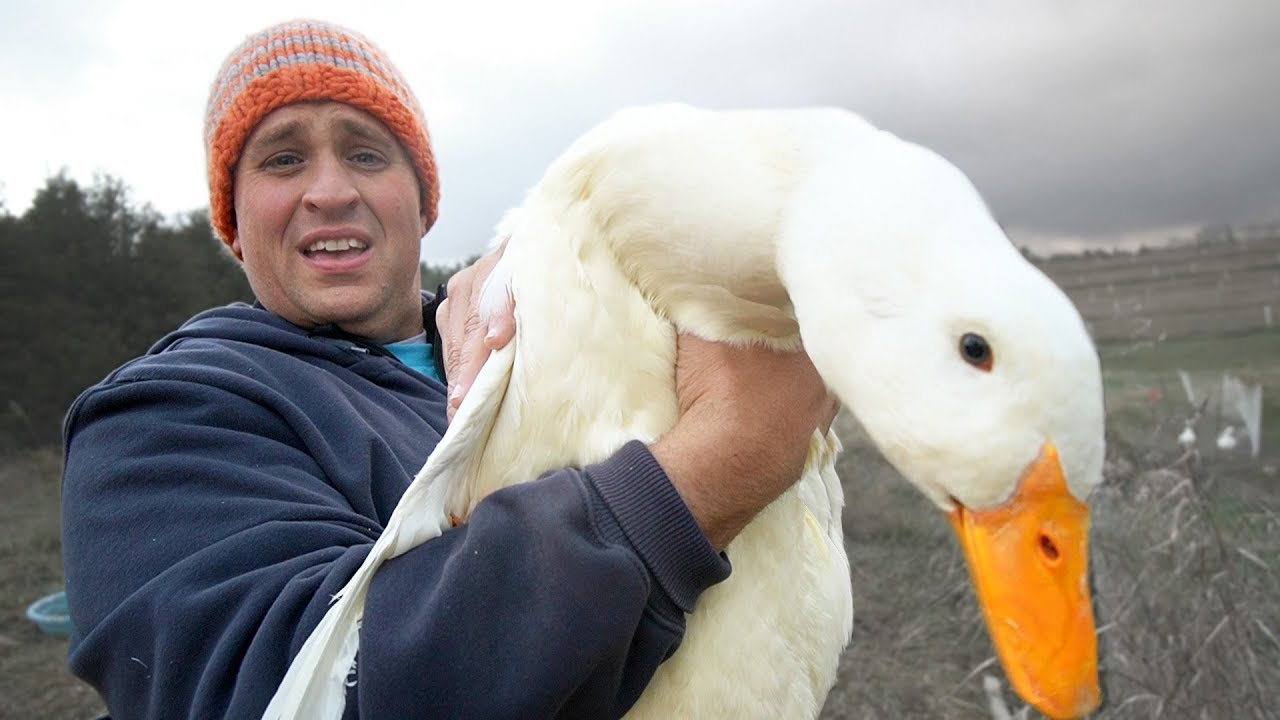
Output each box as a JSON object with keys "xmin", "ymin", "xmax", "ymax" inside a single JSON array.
[{"xmin": 262, "ymin": 342, "xmax": 515, "ymax": 719}]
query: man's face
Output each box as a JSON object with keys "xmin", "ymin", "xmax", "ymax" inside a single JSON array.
[{"xmin": 232, "ymin": 101, "xmax": 428, "ymax": 343}]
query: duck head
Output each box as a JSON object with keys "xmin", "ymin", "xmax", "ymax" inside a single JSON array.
[{"xmin": 778, "ymin": 123, "xmax": 1105, "ymax": 720}]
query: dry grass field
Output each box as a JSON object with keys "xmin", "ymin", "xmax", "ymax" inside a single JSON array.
[
  {"xmin": 820, "ymin": 364, "xmax": 1280, "ymax": 719},
  {"xmin": 2, "ymin": 236, "xmax": 1277, "ymax": 719},
  {"xmin": 0, "ymin": 449, "xmax": 104, "ymax": 719}
]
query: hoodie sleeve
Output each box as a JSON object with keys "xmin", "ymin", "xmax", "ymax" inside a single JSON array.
[
  {"xmin": 357, "ymin": 441, "xmax": 729, "ymax": 719},
  {"xmin": 62, "ymin": 376, "xmax": 728, "ymax": 720}
]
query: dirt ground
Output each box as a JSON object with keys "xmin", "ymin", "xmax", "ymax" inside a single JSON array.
[{"xmin": 1, "ymin": 448, "xmax": 104, "ymax": 719}]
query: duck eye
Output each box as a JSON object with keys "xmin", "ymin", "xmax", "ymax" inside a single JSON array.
[{"xmin": 959, "ymin": 333, "xmax": 993, "ymax": 372}]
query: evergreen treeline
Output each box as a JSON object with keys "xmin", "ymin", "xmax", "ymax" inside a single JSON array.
[
  {"xmin": 1, "ymin": 173, "xmax": 469, "ymax": 452},
  {"xmin": 420, "ymin": 256, "xmax": 480, "ymax": 296}
]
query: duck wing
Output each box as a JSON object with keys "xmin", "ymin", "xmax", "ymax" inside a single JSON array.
[{"xmin": 261, "ymin": 335, "xmax": 517, "ymax": 720}]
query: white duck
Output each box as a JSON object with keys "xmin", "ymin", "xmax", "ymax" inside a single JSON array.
[
  {"xmin": 1179, "ymin": 423, "xmax": 1197, "ymax": 449},
  {"xmin": 1217, "ymin": 425, "xmax": 1238, "ymax": 451},
  {"xmin": 266, "ymin": 104, "xmax": 1105, "ymax": 720}
]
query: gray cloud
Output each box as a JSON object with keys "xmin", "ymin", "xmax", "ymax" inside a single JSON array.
[
  {"xmin": 423, "ymin": 0, "xmax": 1280, "ymax": 261},
  {"xmin": 3, "ymin": 1, "xmax": 1276, "ymax": 262}
]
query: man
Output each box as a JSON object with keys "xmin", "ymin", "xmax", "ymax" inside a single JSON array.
[{"xmin": 62, "ymin": 19, "xmax": 833, "ymax": 718}]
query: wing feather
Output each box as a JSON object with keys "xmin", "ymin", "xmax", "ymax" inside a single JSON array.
[{"xmin": 261, "ymin": 342, "xmax": 516, "ymax": 720}]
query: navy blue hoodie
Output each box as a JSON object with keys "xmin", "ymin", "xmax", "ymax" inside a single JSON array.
[{"xmin": 61, "ymin": 301, "xmax": 729, "ymax": 719}]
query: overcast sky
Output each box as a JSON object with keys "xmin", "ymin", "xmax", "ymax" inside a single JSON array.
[{"xmin": 3, "ymin": 0, "xmax": 1277, "ymax": 262}]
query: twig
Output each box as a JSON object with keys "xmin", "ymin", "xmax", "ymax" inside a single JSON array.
[
  {"xmin": 1255, "ymin": 619, "xmax": 1280, "ymax": 654},
  {"xmin": 1235, "ymin": 546, "xmax": 1269, "ymax": 571},
  {"xmin": 1187, "ymin": 615, "xmax": 1230, "ymax": 666},
  {"xmin": 980, "ymin": 675, "xmax": 1031, "ymax": 720},
  {"xmin": 1107, "ymin": 567, "xmax": 1152, "ymax": 623},
  {"xmin": 1110, "ymin": 692, "xmax": 1163, "ymax": 715},
  {"xmin": 947, "ymin": 656, "xmax": 999, "ymax": 698}
]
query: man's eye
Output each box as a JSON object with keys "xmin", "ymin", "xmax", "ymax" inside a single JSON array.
[
  {"xmin": 265, "ymin": 154, "xmax": 302, "ymax": 168},
  {"xmin": 350, "ymin": 150, "xmax": 386, "ymax": 166}
]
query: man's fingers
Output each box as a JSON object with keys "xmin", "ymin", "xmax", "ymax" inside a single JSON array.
[
  {"xmin": 483, "ymin": 290, "xmax": 516, "ymax": 350},
  {"xmin": 435, "ymin": 241, "xmax": 516, "ymax": 422},
  {"xmin": 449, "ymin": 336, "xmax": 489, "ymax": 416}
]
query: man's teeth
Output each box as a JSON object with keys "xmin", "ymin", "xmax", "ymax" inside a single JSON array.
[{"xmin": 306, "ymin": 238, "xmax": 367, "ymax": 252}]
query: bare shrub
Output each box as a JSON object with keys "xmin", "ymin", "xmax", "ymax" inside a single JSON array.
[{"xmin": 1089, "ymin": 445, "xmax": 1280, "ymax": 719}]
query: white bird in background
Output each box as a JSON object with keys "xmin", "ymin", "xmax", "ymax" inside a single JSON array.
[
  {"xmin": 1179, "ymin": 423, "xmax": 1198, "ymax": 449},
  {"xmin": 265, "ymin": 105, "xmax": 1106, "ymax": 720},
  {"xmin": 1222, "ymin": 374, "xmax": 1264, "ymax": 457},
  {"xmin": 1217, "ymin": 425, "xmax": 1238, "ymax": 451}
]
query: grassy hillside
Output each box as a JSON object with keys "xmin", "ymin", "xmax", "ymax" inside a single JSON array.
[{"xmin": 1038, "ymin": 235, "xmax": 1280, "ymax": 343}]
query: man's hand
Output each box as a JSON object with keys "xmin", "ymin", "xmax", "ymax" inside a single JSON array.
[
  {"xmin": 650, "ymin": 334, "xmax": 839, "ymax": 551},
  {"xmin": 435, "ymin": 242, "xmax": 516, "ymax": 421}
]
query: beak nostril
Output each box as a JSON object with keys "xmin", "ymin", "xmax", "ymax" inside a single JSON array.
[{"xmin": 1039, "ymin": 533, "xmax": 1060, "ymax": 562}]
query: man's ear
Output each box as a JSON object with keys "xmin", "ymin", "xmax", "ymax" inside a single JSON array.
[{"xmin": 228, "ymin": 208, "xmax": 245, "ymax": 260}]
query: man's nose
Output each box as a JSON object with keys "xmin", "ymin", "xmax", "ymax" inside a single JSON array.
[{"xmin": 302, "ymin": 154, "xmax": 359, "ymax": 214}]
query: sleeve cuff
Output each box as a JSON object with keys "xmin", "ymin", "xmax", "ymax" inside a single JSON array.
[{"xmin": 584, "ymin": 440, "xmax": 731, "ymax": 613}]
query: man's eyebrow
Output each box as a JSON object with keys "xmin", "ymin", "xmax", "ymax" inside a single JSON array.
[
  {"xmin": 246, "ymin": 120, "xmax": 303, "ymax": 152},
  {"xmin": 339, "ymin": 117, "xmax": 395, "ymax": 145}
]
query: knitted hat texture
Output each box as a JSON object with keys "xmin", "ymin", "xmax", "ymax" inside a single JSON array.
[{"xmin": 205, "ymin": 19, "xmax": 439, "ymax": 253}]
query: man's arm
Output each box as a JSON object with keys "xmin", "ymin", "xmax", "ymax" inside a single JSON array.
[
  {"xmin": 357, "ymin": 441, "xmax": 726, "ymax": 718},
  {"xmin": 62, "ymin": 378, "xmax": 725, "ymax": 719}
]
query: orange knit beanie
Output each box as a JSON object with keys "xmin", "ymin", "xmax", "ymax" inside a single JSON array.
[{"xmin": 205, "ymin": 19, "xmax": 439, "ymax": 254}]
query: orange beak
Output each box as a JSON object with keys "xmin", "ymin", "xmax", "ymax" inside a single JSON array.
[{"xmin": 947, "ymin": 443, "xmax": 1100, "ymax": 720}]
